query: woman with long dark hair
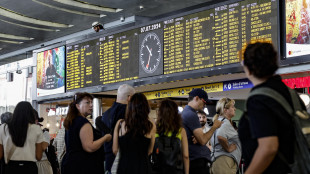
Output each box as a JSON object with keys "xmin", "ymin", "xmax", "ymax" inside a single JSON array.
[
  {"xmin": 113, "ymin": 93, "xmax": 156, "ymax": 174},
  {"xmin": 61, "ymin": 92, "xmax": 112, "ymax": 174},
  {"xmin": 0, "ymin": 101, "xmax": 44, "ymax": 174},
  {"xmin": 155, "ymin": 99, "xmax": 189, "ymax": 174}
]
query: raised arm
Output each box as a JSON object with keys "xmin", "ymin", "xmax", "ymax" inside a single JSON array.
[
  {"xmin": 112, "ymin": 119, "xmax": 122, "ymax": 155},
  {"xmin": 193, "ymin": 120, "xmax": 222, "ymax": 145},
  {"xmin": 80, "ymin": 123, "xmax": 112, "ymax": 153}
]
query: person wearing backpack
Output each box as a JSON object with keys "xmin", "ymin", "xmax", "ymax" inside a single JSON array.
[
  {"xmin": 151, "ymin": 99, "xmax": 189, "ymax": 174},
  {"xmin": 238, "ymin": 42, "xmax": 306, "ymax": 174}
]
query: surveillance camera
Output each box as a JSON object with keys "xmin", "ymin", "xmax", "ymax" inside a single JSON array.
[
  {"xmin": 16, "ymin": 70, "xmax": 22, "ymax": 74},
  {"xmin": 120, "ymin": 16, "xmax": 125, "ymax": 22},
  {"xmin": 139, "ymin": 5, "xmax": 144, "ymax": 10}
]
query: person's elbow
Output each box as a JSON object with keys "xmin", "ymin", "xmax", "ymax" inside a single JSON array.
[
  {"xmin": 112, "ymin": 145, "xmax": 118, "ymax": 155},
  {"xmin": 82, "ymin": 143, "xmax": 97, "ymax": 153},
  {"xmin": 36, "ymin": 152, "xmax": 43, "ymax": 161},
  {"xmin": 183, "ymin": 152, "xmax": 189, "ymax": 161}
]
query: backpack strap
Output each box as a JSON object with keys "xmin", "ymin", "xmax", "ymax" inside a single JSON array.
[
  {"xmin": 246, "ymin": 86, "xmax": 302, "ymax": 168},
  {"xmin": 288, "ymin": 87, "xmax": 303, "ymax": 111},
  {"xmin": 248, "ymin": 87, "xmax": 293, "ymax": 115}
]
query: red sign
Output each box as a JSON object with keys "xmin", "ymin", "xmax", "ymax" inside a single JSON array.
[{"xmin": 282, "ymin": 76, "xmax": 310, "ymax": 89}]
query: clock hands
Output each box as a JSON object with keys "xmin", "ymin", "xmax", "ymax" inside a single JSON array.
[
  {"xmin": 146, "ymin": 45, "xmax": 152, "ymax": 56},
  {"xmin": 146, "ymin": 47, "xmax": 152, "ymax": 69}
]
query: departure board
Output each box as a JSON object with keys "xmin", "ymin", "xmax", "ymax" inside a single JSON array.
[
  {"xmin": 163, "ymin": 0, "xmax": 278, "ymax": 74},
  {"xmin": 98, "ymin": 29, "xmax": 139, "ymax": 84},
  {"xmin": 66, "ymin": 29, "xmax": 139, "ymax": 91},
  {"xmin": 66, "ymin": 39, "xmax": 100, "ymax": 90},
  {"xmin": 65, "ymin": 0, "xmax": 278, "ymax": 91}
]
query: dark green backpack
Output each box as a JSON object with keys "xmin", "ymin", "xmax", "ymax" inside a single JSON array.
[
  {"xmin": 150, "ymin": 131, "xmax": 183, "ymax": 174},
  {"xmin": 248, "ymin": 86, "xmax": 310, "ymax": 174}
]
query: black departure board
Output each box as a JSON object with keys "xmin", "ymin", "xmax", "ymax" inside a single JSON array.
[
  {"xmin": 98, "ymin": 29, "xmax": 139, "ymax": 84},
  {"xmin": 163, "ymin": 0, "xmax": 278, "ymax": 74},
  {"xmin": 66, "ymin": 39, "xmax": 100, "ymax": 90},
  {"xmin": 66, "ymin": 29, "xmax": 139, "ymax": 91},
  {"xmin": 65, "ymin": 0, "xmax": 278, "ymax": 91}
]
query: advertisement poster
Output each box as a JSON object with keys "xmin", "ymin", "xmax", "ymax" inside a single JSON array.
[
  {"xmin": 286, "ymin": 0, "xmax": 310, "ymax": 57},
  {"xmin": 37, "ymin": 46, "xmax": 65, "ymax": 97}
]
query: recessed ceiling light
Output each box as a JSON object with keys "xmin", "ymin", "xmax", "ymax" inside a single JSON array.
[
  {"xmin": 53, "ymin": 0, "xmax": 122, "ymax": 13},
  {"xmin": 0, "ymin": 19, "xmax": 59, "ymax": 32},
  {"xmin": 32, "ymin": 0, "xmax": 103, "ymax": 17},
  {"xmin": 0, "ymin": 33, "xmax": 34, "ymax": 40},
  {"xmin": 0, "ymin": 6, "xmax": 72, "ymax": 28}
]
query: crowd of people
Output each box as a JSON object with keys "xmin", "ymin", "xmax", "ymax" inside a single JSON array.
[{"xmin": 0, "ymin": 42, "xmax": 305, "ymax": 174}]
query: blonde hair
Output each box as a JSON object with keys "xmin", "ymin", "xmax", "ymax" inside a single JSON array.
[
  {"xmin": 117, "ymin": 84, "xmax": 135, "ymax": 101},
  {"xmin": 213, "ymin": 97, "xmax": 235, "ymax": 121}
]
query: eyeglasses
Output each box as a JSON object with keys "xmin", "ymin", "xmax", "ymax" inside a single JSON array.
[{"xmin": 201, "ymin": 98, "xmax": 207, "ymax": 106}]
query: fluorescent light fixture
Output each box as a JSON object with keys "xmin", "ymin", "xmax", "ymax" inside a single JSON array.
[
  {"xmin": 0, "ymin": 6, "xmax": 72, "ymax": 28},
  {"xmin": 178, "ymin": 106, "xmax": 183, "ymax": 113},
  {"xmin": 0, "ymin": 33, "xmax": 34, "ymax": 40},
  {"xmin": 204, "ymin": 108, "xmax": 209, "ymax": 115},
  {"xmin": 0, "ymin": 19, "xmax": 59, "ymax": 32},
  {"xmin": 300, "ymin": 94, "xmax": 310, "ymax": 106},
  {"xmin": 53, "ymin": 0, "xmax": 122, "ymax": 12},
  {"xmin": 32, "ymin": 0, "xmax": 104, "ymax": 17},
  {"xmin": 0, "ymin": 40, "xmax": 23, "ymax": 44}
]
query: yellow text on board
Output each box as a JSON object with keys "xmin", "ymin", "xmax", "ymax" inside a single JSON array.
[{"xmin": 144, "ymin": 82, "xmax": 223, "ymax": 100}]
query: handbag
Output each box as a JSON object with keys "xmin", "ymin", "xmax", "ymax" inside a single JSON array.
[{"xmin": 111, "ymin": 151, "xmax": 120, "ymax": 174}]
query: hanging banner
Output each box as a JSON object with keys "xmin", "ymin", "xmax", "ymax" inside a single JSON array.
[
  {"xmin": 144, "ymin": 78, "xmax": 253, "ymax": 100},
  {"xmin": 223, "ymin": 79, "xmax": 253, "ymax": 91}
]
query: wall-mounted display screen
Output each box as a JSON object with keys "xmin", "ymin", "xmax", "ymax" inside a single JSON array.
[
  {"xmin": 65, "ymin": 0, "xmax": 278, "ymax": 91},
  {"xmin": 163, "ymin": 0, "xmax": 278, "ymax": 74},
  {"xmin": 66, "ymin": 29, "xmax": 139, "ymax": 91},
  {"xmin": 286, "ymin": 0, "xmax": 310, "ymax": 58},
  {"xmin": 37, "ymin": 46, "xmax": 65, "ymax": 97}
]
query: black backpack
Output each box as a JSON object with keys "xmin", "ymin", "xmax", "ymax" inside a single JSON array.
[
  {"xmin": 150, "ymin": 131, "xmax": 183, "ymax": 174},
  {"xmin": 45, "ymin": 144, "xmax": 59, "ymax": 174},
  {"xmin": 247, "ymin": 86, "xmax": 310, "ymax": 174}
]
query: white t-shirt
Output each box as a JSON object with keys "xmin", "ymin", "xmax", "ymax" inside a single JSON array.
[
  {"xmin": 41, "ymin": 131, "xmax": 51, "ymax": 161},
  {"xmin": 0, "ymin": 123, "xmax": 44, "ymax": 164}
]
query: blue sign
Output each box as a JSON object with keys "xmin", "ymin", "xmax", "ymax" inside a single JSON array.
[{"xmin": 223, "ymin": 79, "xmax": 253, "ymax": 91}]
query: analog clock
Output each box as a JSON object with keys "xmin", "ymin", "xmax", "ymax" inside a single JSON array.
[{"xmin": 139, "ymin": 32, "xmax": 161, "ymax": 74}]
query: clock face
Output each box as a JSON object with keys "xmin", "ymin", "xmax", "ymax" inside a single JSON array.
[{"xmin": 139, "ymin": 32, "xmax": 161, "ymax": 74}]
